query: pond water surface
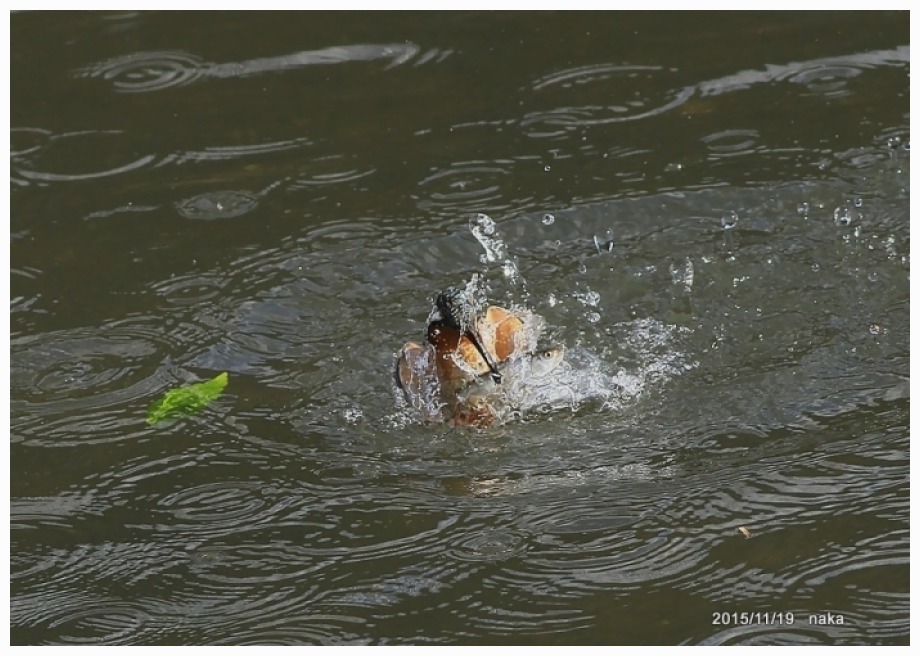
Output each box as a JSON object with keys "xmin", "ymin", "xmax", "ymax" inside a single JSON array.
[{"xmin": 9, "ymin": 11, "xmax": 909, "ymax": 645}]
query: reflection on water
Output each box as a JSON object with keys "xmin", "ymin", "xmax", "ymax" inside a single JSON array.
[
  {"xmin": 76, "ymin": 43, "xmax": 426, "ymax": 93},
  {"xmin": 10, "ymin": 11, "xmax": 908, "ymax": 646}
]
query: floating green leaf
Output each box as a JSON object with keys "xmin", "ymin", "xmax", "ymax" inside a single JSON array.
[{"xmin": 146, "ymin": 372, "xmax": 229, "ymax": 425}]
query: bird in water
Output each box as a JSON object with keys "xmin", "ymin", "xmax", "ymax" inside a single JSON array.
[
  {"xmin": 429, "ymin": 274, "xmax": 503, "ymax": 383},
  {"xmin": 395, "ymin": 279, "xmax": 562, "ymax": 427},
  {"xmin": 452, "ymin": 346, "xmax": 565, "ymax": 428}
]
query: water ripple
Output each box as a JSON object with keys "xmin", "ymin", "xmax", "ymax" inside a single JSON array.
[
  {"xmin": 77, "ymin": 50, "xmax": 207, "ymax": 92},
  {"xmin": 9, "ymin": 126, "xmax": 52, "ymax": 157},
  {"xmin": 416, "ymin": 161, "xmax": 513, "ymax": 215},
  {"xmin": 76, "ymin": 43, "xmax": 424, "ymax": 93},
  {"xmin": 413, "ymin": 47, "xmax": 454, "ymax": 67},
  {"xmin": 11, "ymin": 324, "xmax": 159, "ymax": 402},
  {"xmin": 701, "ymin": 623, "xmax": 844, "ymax": 645},
  {"xmin": 210, "ymin": 619, "xmax": 369, "ymax": 646},
  {"xmin": 697, "ymin": 45, "xmax": 908, "ymax": 97},
  {"xmin": 159, "ymin": 481, "xmax": 268, "ymax": 524},
  {"xmin": 781, "ymin": 63, "xmax": 868, "ymax": 99},
  {"xmin": 11, "ymin": 594, "xmax": 151, "ymax": 645},
  {"xmin": 10, "ymin": 314, "xmax": 217, "ymax": 445},
  {"xmin": 701, "ymin": 129, "xmax": 761, "ymax": 156},
  {"xmin": 298, "ymin": 502, "xmax": 459, "ymax": 563},
  {"xmin": 522, "ymin": 63, "xmax": 694, "ymax": 135},
  {"xmin": 170, "ymin": 137, "xmax": 309, "ymax": 164},
  {"xmin": 288, "ymin": 154, "xmax": 376, "ymax": 190},
  {"xmin": 449, "ymin": 529, "xmax": 529, "ymax": 562},
  {"xmin": 176, "ymin": 190, "xmax": 259, "ymax": 220},
  {"xmin": 150, "ymin": 273, "xmax": 228, "ymax": 306},
  {"xmin": 206, "ymin": 43, "xmax": 422, "ymax": 76},
  {"xmin": 11, "ymin": 130, "xmax": 156, "ymax": 183}
]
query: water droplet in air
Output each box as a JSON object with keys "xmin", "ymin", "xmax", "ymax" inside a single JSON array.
[
  {"xmin": 578, "ymin": 263, "xmax": 587, "ymax": 274},
  {"xmin": 593, "ymin": 228, "xmax": 614, "ymax": 253},
  {"xmin": 670, "ymin": 257, "xmax": 694, "ymax": 292},
  {"xmin": 587, "ymin": 311, "xmax": 601, "ymax": 324},
  {"xmin": 721, "ymin": 210, "xmax": 738, "ymax": 230},
  {"xmin": 853, "ymin": 197, "xmax": 863, "ymax": 208},
  {"xmin": 544, "ymin": 165, "xmax": 551, "ymax": 172},
  {"xmin": 470, "ymin": 213, "xmax": 507, "ymax": 263},
  {"xmin": 833, "ymin": 206, "xmax": 852, "ymax": 226},
  {"xmin": 797, "ymin": 202, "xmax": 810, "ymax": 217},
  {"xmin": 546, "ymin": 293, "xmax": 557, "ymax": 307},
  {"xmin": 869, "ymin": 324, "xmax": 882, "ymax": 336},
  {"xmin": 471, "ymin": 213, "xmax": 495, "ymax": 236},
  {"xmin": 542, "ymin": 213, "xmax": 555, "ymax": 225}
]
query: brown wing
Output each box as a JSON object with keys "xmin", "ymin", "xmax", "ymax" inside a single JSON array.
[
  {"xmin": 422, "ymin": 304, "xmax": 530, "ymax": 428},
  {"xmin": 426, "ymin": 305, "xmax": 528, "ymax": 381},
  {"xmin": 478, "ymin": 305, "xmax": 526, "ymax": 362},
  {"xmin": 395, "ymin": 341, "xmax": 444, "ymax": 422},
  {"xmin": 395, "ymin": 341, "xmax": 429, "ymax": 393},
  {"xmin": 427, "ymin": 321, "xmax": 491, "ymax": 379}
]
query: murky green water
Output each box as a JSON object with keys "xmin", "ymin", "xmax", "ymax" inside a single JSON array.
[{"xmin": 10, "ymin": 11, "xmax": 908, "ymax": 645}]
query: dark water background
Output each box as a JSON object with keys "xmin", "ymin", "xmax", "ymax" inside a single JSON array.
[{"xmin": 9, "ymin": 11, "xmax": 909, "ymax": 645}]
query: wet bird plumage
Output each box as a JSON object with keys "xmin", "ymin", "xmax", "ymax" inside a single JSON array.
[
  {"xmin": 395, "ymin": 287, "xmax": 560, "ymax": 427},
  {"xmin": 433, "ymin": 280, "xmax": 503, "ymax": 383}
]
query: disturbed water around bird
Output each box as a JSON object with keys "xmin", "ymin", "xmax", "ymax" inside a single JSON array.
[{"xmin": 10, "ymin": 12, "xmax": 908, "ymax": 645}]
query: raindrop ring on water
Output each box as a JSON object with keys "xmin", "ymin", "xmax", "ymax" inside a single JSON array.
[
  {"xmin": 176, "ymin": 190, "xmax": 259, "ymax": 220},
  {"xmin": 77, "ymin": 51, "xmax": 206, "ymax": 93}
]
